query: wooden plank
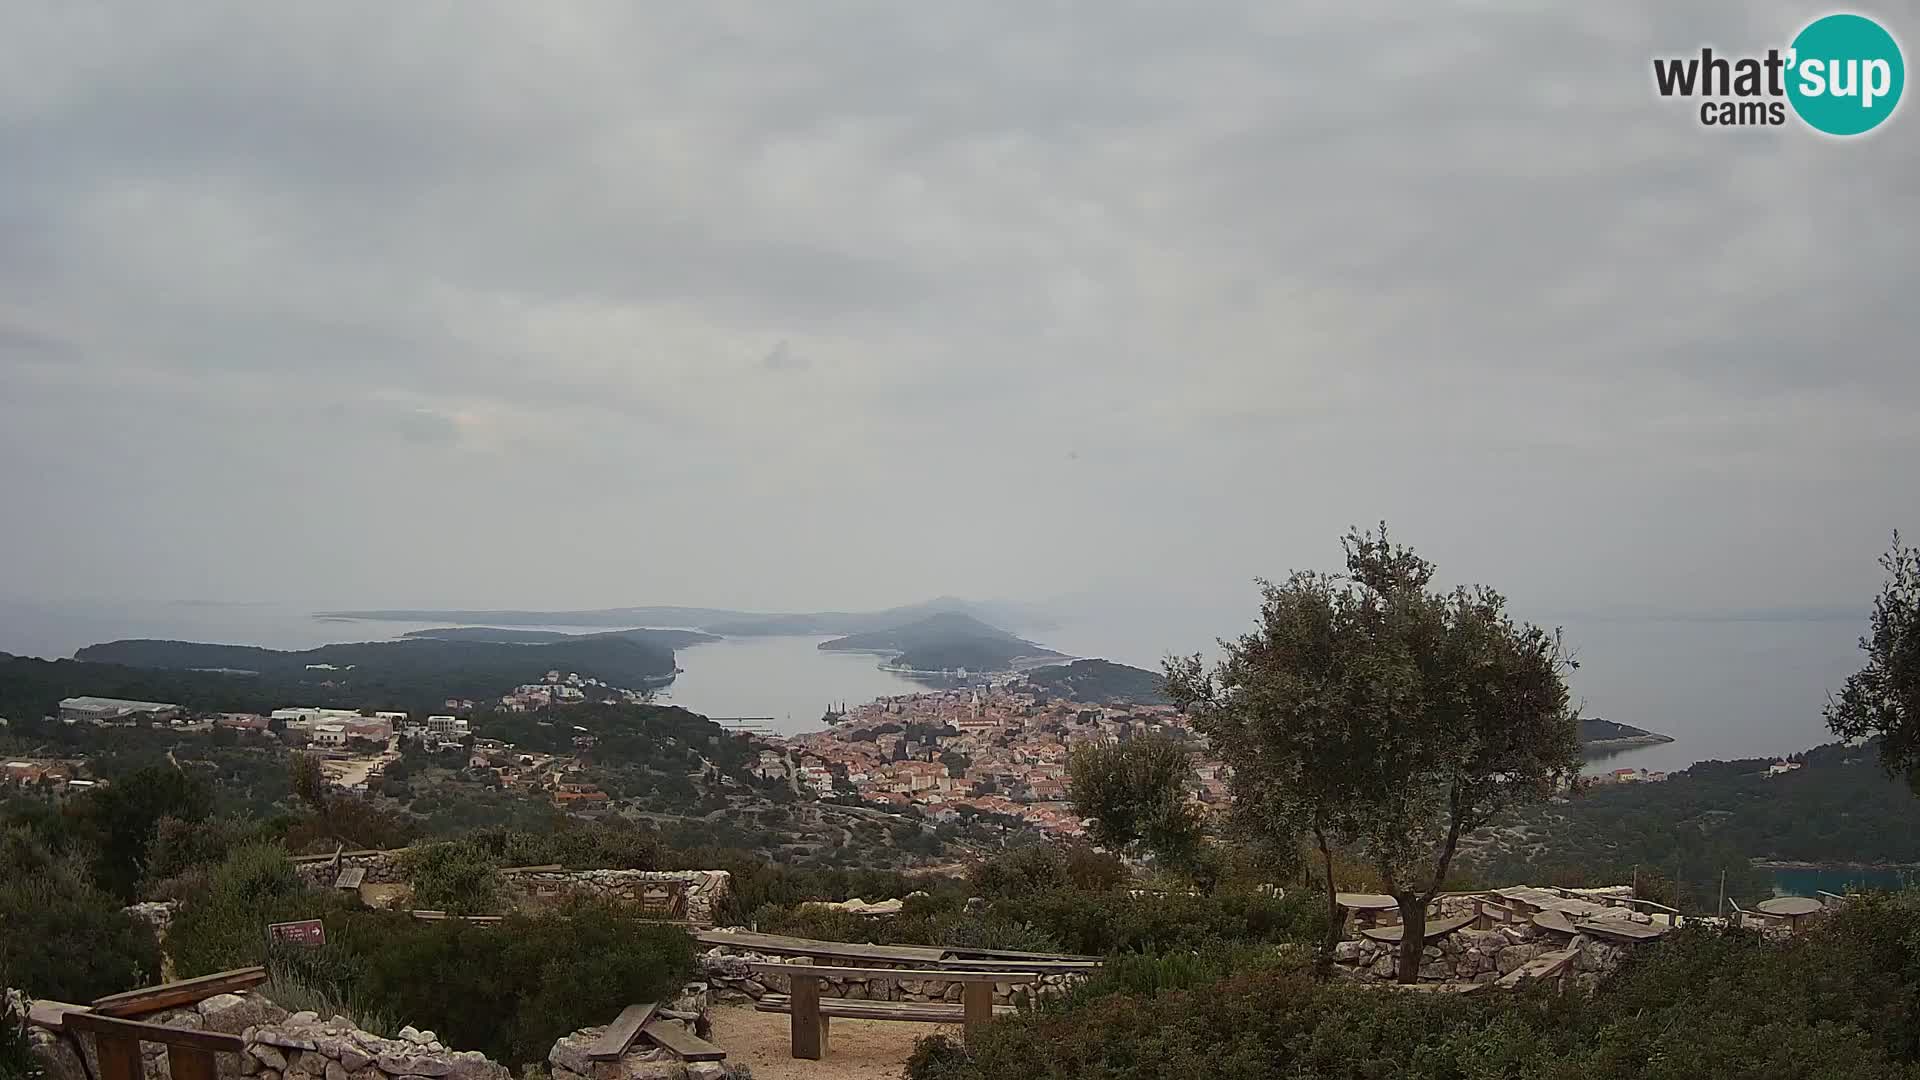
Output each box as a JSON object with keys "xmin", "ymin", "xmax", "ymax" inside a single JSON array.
[
  {"xmin": 933, "ymin": 959, "xmax": 1102, "ymax": 973},
  {"xmin": 940, "ymin": 946, "xmax": 1103, "ymax": 963},
  {"xmin": 639, "ymin": 1020, "xmax": 726, "ymax": 1062},
  {"xmin": 754, "ymin": 996, "xmax": 1014, "ymax": 1021},
  {"xmin": 961, "ymin": 982, "xmax": 993, "ymax": 1039},
  {"xmin": 90, "ymin": 967, "xmax": 268, "ymax": 1018},
  {"xmin": 64, "ymin": 1012, "xmax": 246, "ymax": 1054},
  {"xmin": 26, "ymin": 1001, "xmax": 87, "ymax": 1031},
  {"xmin": 586, "ymin": 1004, "xmax": 657, "ymax": 1061},
  {"xmin": 789, "ymin": 970, "xmax": 825, "ymax": 1060},
  {"xmin": 166, "ymin": 1045, "xmax": 219, "ymax": 1080},
  {"xmin": 334, "ymin": 866, "xmax": 367, "ymax": 890},
  {"xmin": 695, "ymin": 929, "xmax": 947, "ymax": 964},
  {"xmin": 747, "ymin": 963, "xmax": 1035, "ymax": 983},
  {"xmin": 1359, "ymin": 914, "xmax": 1474, "ymax": 944}
]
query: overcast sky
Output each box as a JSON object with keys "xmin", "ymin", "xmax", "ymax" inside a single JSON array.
[{"xmin": 2, "ymin": 1, "xmax": 1915, "ymax": 636}]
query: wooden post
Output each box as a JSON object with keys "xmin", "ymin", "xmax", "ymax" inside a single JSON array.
[
  {"xmin": 93, "ymin": 1031, "xmax": 143, "ymax": 1080},
  {"xmin": 789, "ymin": 973, "xmax": 827, "ymax": 1060},
  {"xmin": 962, "ymin": 981, "xmax": 994, "ymax": 1038},
  {"xmin": 167, "ymin": 1045, "xmax": 219, "ymax": 1080},
  {"xmin": 1717, "ymin": 870, "xmax": 1726, "ymax": 919}
]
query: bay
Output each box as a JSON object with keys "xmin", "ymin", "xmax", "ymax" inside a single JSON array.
[
  {"xmin": 1770, "ymin": 866, "xmax": 1915, "ymax": 897},
  {"xmin": 0, "ymin": 598, "xmax": 1873, "ymax": 762}
]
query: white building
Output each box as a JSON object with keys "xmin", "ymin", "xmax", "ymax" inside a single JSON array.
[
  {"xmin": 427, "ymin": 715, "xmax": 469, "ymax": 736},
  {"xmin": 271, "ymin": 707, "xmax": 360, "ymax": 729},
  {"xmin": 310, "ymin": 722, "xmax": 349, "ymax": 748}
]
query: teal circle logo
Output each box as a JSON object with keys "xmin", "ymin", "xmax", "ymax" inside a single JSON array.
[{"xmin": 1787, "ymin": 14, "xmax": 1904, "ymax": 135}]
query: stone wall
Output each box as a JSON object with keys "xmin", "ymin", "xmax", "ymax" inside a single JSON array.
[
  {"xmin": 501, "ymin": 869, "xmax": 731, "ymax": 926},
  {"xmin": 291, "ymin": 850, "xmax": 406, "ymax": 887},
  {"xmin": 1330, "ymin": 895, "xmax": 1650, "ymax": 988},
  {"xmin": 25, "ymin": 992, "xmax": 509, "ymax": 1080},
  {"xmin": 290, "ymin": 849, "xmax": 732, "ymax": 926},
  {"xmin": 700, "ymin": 944, "xmax": 1085, "ymax": 1008},
  {"xmin": 1331, "ymin": 924, "xmax": 1635, "ymax": 987}
]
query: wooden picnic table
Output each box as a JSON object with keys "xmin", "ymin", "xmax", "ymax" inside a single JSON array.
[{"xmin": 748, "ymin": 962, "xmax": 1037, "ymax": 1060}]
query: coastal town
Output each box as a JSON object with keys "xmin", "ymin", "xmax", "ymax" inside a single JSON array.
[
  {"xmin": 776, "ymin": 682, "xmax": 1225, "ymax": 837},
  {"xmin": 2, "ymin": 671, "xmax": 1224, "ymax": 842}
]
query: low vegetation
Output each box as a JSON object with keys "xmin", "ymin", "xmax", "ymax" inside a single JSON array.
[{"xmin": 908, "ymin": 891, "xmax": 1920, "ymax": 1080}]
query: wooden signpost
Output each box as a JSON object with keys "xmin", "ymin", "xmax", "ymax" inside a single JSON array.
[{"xmin": 267, "ymin": 919, "xmax": 327, "ymax": 947}]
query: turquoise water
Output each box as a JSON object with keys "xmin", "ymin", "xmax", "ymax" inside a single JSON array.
[{"xmin": 1770, "ymin": 867, "xmax": 1914, "ymax": 897}]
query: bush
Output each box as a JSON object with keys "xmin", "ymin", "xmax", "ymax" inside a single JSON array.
[
  {"xmin": 993, "ymin": 887, "xmax": 1321, "ymax": 956},
  {"xmin": 169, "ymin": 844, "xmax": 355, "ymax": 977},
  {"xmin": 907, "ymin": 893, "xmax": 1920, "ymax": 1080},
  {"xmin": 351, "ymin": 900, "xmax": 696, "ymax": 1067},
  {"xmin": 402, "ymin": 840, "xmax": 501, "ymax": 913},
  {"xmin": 0, "ymin": 829, "xmax": 160, "ymax": 1001}
]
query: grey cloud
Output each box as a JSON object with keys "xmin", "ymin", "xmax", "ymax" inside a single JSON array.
[{"xmin": 0, "ymin": 0, "xmax": 1912, "ymax": 627}]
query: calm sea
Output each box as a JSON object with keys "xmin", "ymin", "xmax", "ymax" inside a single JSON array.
[{"xmin": 1770, "ymin": 866, "xmax": 1914, "ymax": 897}]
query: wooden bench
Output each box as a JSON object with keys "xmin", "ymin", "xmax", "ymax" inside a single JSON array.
[
  {"xmin": 1357, "ymin": 913, "xmax": 1474, "ymax": 944},
  {"xmin": 587, "ymin": 1003, "xmax": 726, "ymax": 1065},
  {"xmin": 747, "ymin": 963, "xmax": 1037, "ymax": 1060}
]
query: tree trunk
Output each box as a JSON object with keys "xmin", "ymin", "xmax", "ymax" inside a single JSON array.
[
  {"xmin": 1315, "ymin": 832, "xmax": 1341, "ymax": 978},
  {"xmin": 1395, "ymin": 894, "xmax": 1427, "ymax": 984}
]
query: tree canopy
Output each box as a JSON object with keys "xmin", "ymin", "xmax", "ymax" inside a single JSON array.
[
  {"xmin": 1167, "ymin": 525, "xmax": 1581, "ymax": 981},
  {"xmin": 1067, "ymin": 734, "xmax": 1205, "ymax": 869},
  {"xmin": 1826, "ymin": 532, "xmax": 1920, "ymax": 792}
]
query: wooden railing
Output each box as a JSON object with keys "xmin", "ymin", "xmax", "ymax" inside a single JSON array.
[{"xmin": 60, "ymin": 1010, "xmax": 245, "ymax": 1080}]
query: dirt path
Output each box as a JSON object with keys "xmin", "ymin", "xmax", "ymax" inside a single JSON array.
[{"xmin": 708, "ymin": 1004, "xmax": 956, "ymax": 1080}]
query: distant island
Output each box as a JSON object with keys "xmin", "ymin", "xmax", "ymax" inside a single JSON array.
[
  {"xmin": 1579, "ymin": 716, "xmax": 1675, "ymax": 751},
  {"xmin": 399, "ymin": 626, "xmax": 719, "ymax": 649},
  {"xmin": 317, "ymin": 596, "xmax": 1055, "ymax": 637},
  {"xmin": 1021, "ymin": 658, "xmax": 1171, "ymax": 705},
  {"xmin": 818, "ymin": 612, "xmax": 1066, "ymax": 674},
  {"xmin": 69, "ymin": 635, "xmax": 679, "ymax": 709}
]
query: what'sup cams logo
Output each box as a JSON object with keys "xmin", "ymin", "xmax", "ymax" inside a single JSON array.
[{"xmin": 1654, "ymin": 12, "xmax": 1904, "ymax": 135}]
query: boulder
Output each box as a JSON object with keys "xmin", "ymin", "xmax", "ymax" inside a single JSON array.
[{"xmin": 199, "ymin": 994, "xmax": 283, "ymax": 1035}]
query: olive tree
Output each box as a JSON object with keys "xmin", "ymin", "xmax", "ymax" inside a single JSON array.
[
  {"xmin": 1826, "ymin": 533, "xmax": 1920, "ymax": 792},
  {"xmin": 1066, "ymin": 734, "xmax": 1205, "ymax": 870},
  {"xmin": 1167, "ymin": 526, "xmax": 1580, "ymax": 982}
]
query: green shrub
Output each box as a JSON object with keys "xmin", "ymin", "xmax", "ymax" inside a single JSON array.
[
  {"xmin": 0, "ymin": 830, "xmax": 160, "ymax": 1001},
  {"xmin": 351, "ymin": 900, "xmax": 696, "ymax": 1068},
  {"xmin": 993, "ymin": 886, "xmax": 1321, "ymax": 956},
  {"xmin": 169, "ymin": 844, "xmax": 355, "ymax": 977},
  {"xmin": 402, "ymin": 840, "xmax": 501, "ymax": 914},
  {"xmin": 908, "ymin": 894, "xmax": 1920, "ymax": 1080}
]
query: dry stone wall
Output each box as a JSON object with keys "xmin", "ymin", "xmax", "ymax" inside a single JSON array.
[
  {"xmin": 1331, "ymin": 924, "xmax": 1635, "ymax": 987},
  {"xmin": 24, "ymin": 992, "xmax": 509, "ymax": 1080},
  {"xmin": 700, "ymin": 943, "xmax": 1084, "ymax": 1007},
  {"xmin": 502, "ymin": 869, "xmax": 731, "ymax": 926},
  {"xmin": 290, "ymin": 849, "xmax": 731, "ymax": 926},
  {"xmin": 291, "ymin": 850, "xmax": 406, "ymax": 887}
]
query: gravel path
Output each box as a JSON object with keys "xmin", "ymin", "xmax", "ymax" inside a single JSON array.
[{"xmin": 707, "ymin": 1004, "xmax": 958, "ymax": 1080}]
